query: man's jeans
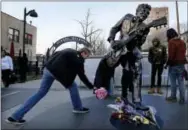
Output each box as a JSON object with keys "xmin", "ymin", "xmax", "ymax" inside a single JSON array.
[
  {"xmin": 169, "ymin": 65, "xmax": 185, "ymax": 100},
  {"xmin": 11, "ymin": 68, "xmax": 83, "ymax": 120}
]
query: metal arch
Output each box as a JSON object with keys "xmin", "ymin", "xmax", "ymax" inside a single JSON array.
[
  {"xmin": 45, "ymin": 36, "xmax": 91, "ymax": 61},
  {"xmin": 49, "ymin": 36, "xmax": 91, "ymax": 54}
]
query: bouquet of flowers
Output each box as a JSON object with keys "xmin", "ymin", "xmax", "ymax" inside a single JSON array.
[
  {"xmin": 95, "ymin": 87, "xmax": 108, "ymax": 99},
  {"xmin": 107, "ymin": 97, "xmax": 163, "ymax": 130}
]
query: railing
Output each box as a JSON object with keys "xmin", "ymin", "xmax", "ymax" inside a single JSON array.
[
  {"xmin": 76, "ymin": 55, "xmax": 188, "ymax": 87},
  {"xmin": 13, "ymin": 59, "xmax": 42, "ymax": 78},
  {"xmin": 23, "ymin": 55, "xmax": 188, "ymax": 87}
]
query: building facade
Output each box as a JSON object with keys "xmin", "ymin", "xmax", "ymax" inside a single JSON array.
[
  {"xmin": 142, "ymin": 7, "xmax": 169, "ymax": 50},
  {"xmin": 1, "ymin": 12, "xmax": 37, "ymax": 61},
  {"xmin": 145, "ymin": 7, "xmax": 169, "ymax": 26}
]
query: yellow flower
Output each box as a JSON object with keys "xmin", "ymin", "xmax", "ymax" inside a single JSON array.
[
  {"xmin": 142, "ymin": 118, "xmax": 149, "ymax": 124},
  {"xmin": 119, "ymin": 110, "xmax": 123, "ymax": 114}
]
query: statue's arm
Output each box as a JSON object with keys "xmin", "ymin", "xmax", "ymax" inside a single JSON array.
[
  {"xmin": 108, "ymin": 14, "xmax": 135, "ymax": 43},
  {"xmin": 107, "ymin": 15, "xmax": 127, "ymax": 42}
]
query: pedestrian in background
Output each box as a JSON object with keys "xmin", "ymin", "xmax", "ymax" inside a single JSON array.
[
  {"xmin": 1, "ymin": 50, "xmax": 14, "ymax": 88},
  {"xmin": 165, "ymin": 28, "xmax": 187, "ymax": 104},
  {"xmin": 35, "ymin": 60, "xmax": 39, "ymax": 77},
  {"xmin": 19, "ymin": 53, "xmax": 28, "ymax": 82},
  {"xmin": 148, "ymin": 38, "xmax": 167, "ymax": 94}
]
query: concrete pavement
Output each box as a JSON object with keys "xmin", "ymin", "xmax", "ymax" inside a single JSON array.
[
  {"xmin": 1, "ymin": 80, "xmax": 93, "ymax": 129},
  {"xmin": 1, "ymin": 80, "xmax": 188, "ymax": 130}
]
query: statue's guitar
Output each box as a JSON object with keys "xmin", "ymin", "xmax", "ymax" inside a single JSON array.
[{"xmin": 105, "ymin": 16, "xmax": 167, "ymax": 67}]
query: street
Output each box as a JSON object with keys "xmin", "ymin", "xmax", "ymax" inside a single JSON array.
[
  {"xmin": 1, "ymin": 80, "xmax": 94, "ymax": 129},
  {"xmin": 1, "ymin": 80, "xmax": 188, "ymax": 130}
]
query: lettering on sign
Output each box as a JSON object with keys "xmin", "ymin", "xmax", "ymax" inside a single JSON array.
[
  {"xmin": 53, "ymin": 36, "xmax": 91, "ymax": 49},
  {"xmin": 47, "ymin": 36, "xmax": 91, "ymax": 58}
]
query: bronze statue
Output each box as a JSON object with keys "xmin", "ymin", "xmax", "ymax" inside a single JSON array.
[{"xmin": 104, "ymin": 3, "xmax": 167, "ymax": 104}]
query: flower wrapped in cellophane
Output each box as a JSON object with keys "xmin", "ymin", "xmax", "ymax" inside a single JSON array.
[
  {"xmin": 107, "ymin": 97, "xmax": 163, "ymax": 130},
  {"xmin": 95, "ymin": 87, "xmax": 108, "ymax": 99}
]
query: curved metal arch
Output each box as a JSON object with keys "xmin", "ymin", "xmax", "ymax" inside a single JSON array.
[
  {"xmin": 46, "ymin": 36, "xmax": 91, "ymax": 61},
  {"xmin": 50, "ymin": 36, "xmax": 90, "ymax": 54}
]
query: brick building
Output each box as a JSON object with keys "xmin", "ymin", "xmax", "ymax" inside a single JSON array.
[
  {"xmin": 142, "ymin": 7, "xmax": 169, "ymax": 50},
  {"xmin": 1, "ymin": 11, "xmax": 37, "ymax": 61}
]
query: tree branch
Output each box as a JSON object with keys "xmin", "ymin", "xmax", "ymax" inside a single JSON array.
[
  {"xmin": 75, "ymin": 8, "xmax": 107, "ymax": 55},
  {"xmin": 74, "ymin": 19, "xmax": 87, "ymax": 38},
  {"xmin": 87, "ymin": 29, "xmax": 102, "ymax": 37}
]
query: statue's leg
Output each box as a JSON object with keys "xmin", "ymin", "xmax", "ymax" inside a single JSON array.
[
  {"xmin": 139, "ymin": 73, "xmax": 142, "ymax": 102},
  {"xmin": 138, "ymin": 61, "xmax": 143, "ymax": 103},
  {"xmin": 132, "ymin": 76, "xmax": 141, "ymax": 104},
  {"xmin": 121, "ymin": 69, "xmax": 130, "ymax": 99},
  {"xmin": 132, "ymin": 62, "xmax": 142, "ymax": 104}
]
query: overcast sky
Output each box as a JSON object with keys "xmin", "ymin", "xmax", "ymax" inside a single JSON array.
[{"xmin": 2, "ymin": 1, "xmax": 188, "ymax": 54}]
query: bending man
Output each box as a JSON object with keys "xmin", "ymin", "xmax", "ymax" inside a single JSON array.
[{"xmin": 6, "ymin": 47, "xmax": 95, "ymax": 124}]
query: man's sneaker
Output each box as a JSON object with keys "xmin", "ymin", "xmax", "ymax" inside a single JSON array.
[
  {"xmin": 166, "ymin": 96, "xmax": 177, "ymax": 102},
  {"xmin": 6, "ymin": 117, "xmax": 26, "ymax": 125},
  {"xmin": 72, "ymin": 107, "xmax": 89, "ymax": 114},
  {"xmin": 179, "ymin": 99, "xmax": 185, "ymax": 104}
]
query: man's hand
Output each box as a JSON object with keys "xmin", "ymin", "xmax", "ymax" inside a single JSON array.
[{"xmin": 93, "ymin": 87, "xmax": 97, "ymax": 94}]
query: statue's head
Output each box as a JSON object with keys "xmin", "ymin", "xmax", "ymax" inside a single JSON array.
[{"xmin": 136, "ymin": 4, "xmax": 151, "ymax": 22}]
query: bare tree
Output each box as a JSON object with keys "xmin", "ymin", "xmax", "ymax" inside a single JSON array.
[
  {"xmin": 75, "ymin": 9, "xmax": 101, "ymax": 40},
  {"xmin": 180, "ymin": 23, "xmax": 187, "ymax": 34},
  {"xmin": 98, "ymin": 38, "xmax": 108, "ymax": 55},
  {"xmin": 180, "ymin": 23, "xmax": 188, "ymax": 53},
  {"xmin": 93, "ymin": 36, "xmax": 108, "ymax": 55},
  {"xmin": 75, "ymin": 8, "xmax": 107, "ymax": 55},
  {"xmin": 172, "ymin": 23, "xmax": 187, "ymax": 34}
]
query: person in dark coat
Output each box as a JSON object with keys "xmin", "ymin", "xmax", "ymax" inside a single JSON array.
[
  {"xmin": 19, "ymin": 53, "xmax": 28, "ymax": 82},
  {"xmin": 17, "ymin": 52, "xmax": 22, "ymax": 81},
  {"xmin": 35, "ymin": 60, "xmax": 39, "ymax": 77},
  {"xmin": 94, "ymin": 56, "xmax": 120, "ymax": 96},
  {"xmin": 148, "ymin": 38, "xmax": 167, "ymax": 94},
  {"xmin": 6, "ymin": 47, "xmax": 96, "ymax": 124}
]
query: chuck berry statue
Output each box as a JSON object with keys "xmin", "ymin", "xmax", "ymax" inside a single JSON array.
[
  {"xmin": 104, "ymin": 3, "xmax": 166, "ymax": 130},
  {"xmin": 107, "ymin": 3, "xmax": 151, "ymax": 105}
]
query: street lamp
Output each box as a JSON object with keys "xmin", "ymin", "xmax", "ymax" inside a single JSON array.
[
  {"xmin": 23, "ymin": 7, "xmax": 38, "ymax": 56},
  {"xmin": 175, "ymin": 1, "xmax": 180, "ymax": 34},
  {"xmin": 187, "ymin": 1, "xmax": 188, "ymax": 32}
]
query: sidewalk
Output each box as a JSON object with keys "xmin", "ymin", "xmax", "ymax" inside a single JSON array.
[
  {"xmin": 1, "ymin": 80, "xmax": 66, "ymax": 90},
  {"xmin": 1, "ymin": 78, "xmax": 188, "ymax": 129},
  {"xmin": 1, "ymin": 89, "xmax": 94, "ymax": 130},
  {"xmin": 2, "ymin": 91, "xmax": 188, "ymax": 130}
]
